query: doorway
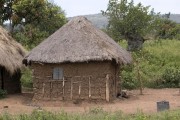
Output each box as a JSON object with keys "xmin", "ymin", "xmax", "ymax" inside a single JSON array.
[{"xmin": 0, "ymin": 67, "xmax": 4, "ymax": 90}]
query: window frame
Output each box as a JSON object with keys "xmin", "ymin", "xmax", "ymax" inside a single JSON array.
[{"xmin": 52, "ymin": 67, "xmax": 63, "ymax": 80}]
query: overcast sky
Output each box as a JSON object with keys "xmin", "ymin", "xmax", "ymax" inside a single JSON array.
[{"xmin": 53, "ymin": 0, "xmax": 180, "ymax": 17}]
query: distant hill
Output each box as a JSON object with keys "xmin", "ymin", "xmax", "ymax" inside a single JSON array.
[
  {"xmin": 70, "ymin": 13, "xmax": 180, "ymax": 29},
  {"xmin": 3, "ymin": 13, "xmax": 180, "ymax": 31},
  {"xmin": 170, "ymin": 14, "xmax": 180, "ymax": 23},
  {"xmin": 68, "ymin": 13, "xmax": 108, "ymax": 29},
  {"xmin": 83, "ymin": 13, "xmax": 108, "ymax": 29}
]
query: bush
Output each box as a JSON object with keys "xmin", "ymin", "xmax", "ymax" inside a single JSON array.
[
  {"xmin": 0, "ymin": 89, "xmax": 7, "ymax": 99},
  {"xmin": 21, "ymin": 68, "xmax": 33, "ymax": 88},
  {"xmin": 120, "ymin": 39, "xmax": 180, "ymax": 89},
  {"xmin": 156, "ymin": 19, "xmax": 180, "ymax": 40},
  {"xmin": 121, "ymin": 65, "xmax": 138, "ymax": 90},
  {"xmin": 161, "ymin": 67, "xmax": 180, "ymax": 88},
  {"xmin": 175, "ymin": 33, "xmax": 180, "ymax": 40}
]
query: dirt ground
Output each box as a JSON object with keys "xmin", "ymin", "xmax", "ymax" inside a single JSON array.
[{"xmin": 0, "ymin": 88, "xmax": 180, "ymax": 115}]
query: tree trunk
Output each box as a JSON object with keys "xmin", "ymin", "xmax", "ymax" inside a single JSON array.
[{"xmin": 127, "ymin": 36, "xmax": 145, "ymax": 51}]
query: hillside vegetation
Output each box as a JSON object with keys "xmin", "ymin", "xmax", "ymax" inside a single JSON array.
[{"xmin": 120, "ymin": 39, "xmax": 180, "ymax": 89}]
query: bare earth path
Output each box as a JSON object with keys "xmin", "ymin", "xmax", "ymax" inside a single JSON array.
[{"xmin": 0, "ymin": 88, "xmax": 180, "ymax": 115}]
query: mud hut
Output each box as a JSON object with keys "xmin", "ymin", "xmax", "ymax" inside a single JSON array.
[
  {"xmin": 0, "ymin": 26, "xmax": 26, "ymax": 94},
  {"xmin": 23, "ymin": 17, "xmax": 132, "ymax": 101}
]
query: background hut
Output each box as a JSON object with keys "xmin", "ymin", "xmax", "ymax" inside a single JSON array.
[
  {"xmin": 23, "ymin": 17, "xmax": 132, "ymax": 101},
  {"xmin": 0, "ymin": 26, "xmax": 26, "ymax": 94}
]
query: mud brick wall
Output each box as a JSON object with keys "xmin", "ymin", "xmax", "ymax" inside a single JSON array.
[{"xmin": 31, "ymin": 61, "xmax": 120, "ymax": 101}]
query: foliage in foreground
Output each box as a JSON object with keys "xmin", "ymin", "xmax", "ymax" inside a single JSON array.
[
  {"xmin": 121, "ymin": 39, "xmax": 180, "ymax": 89},
  {"xmin": 0, "ymin": 109, "xmax": 180, "ymax": 120}
]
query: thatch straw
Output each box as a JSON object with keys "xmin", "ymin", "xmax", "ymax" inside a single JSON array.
[
  {"xmin": 24, "ymin": 17, "xmax": 132, "ymax": 65},
  {"xmin": 0, "ymin": 26, "xmax": 26, "ymax": 74}
]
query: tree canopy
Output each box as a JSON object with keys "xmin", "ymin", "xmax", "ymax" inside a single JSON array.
[
  {"xmin": 155, "ymin": 17, "xmax": 180, "ymax": 40},
  {"xmin": 12, "ymin": 0, "xmax": 66, "ymax": 34},
  {"xmin": 0, "ymin": 0, "xmax": 14, "ymax": 25},
  {"xmin": 0, "ymin": 0, "xmax": 67, "ymax": 50},
  {"xmin": 102, "ymin": 0, "xmax": 156, "ymax": 51}
]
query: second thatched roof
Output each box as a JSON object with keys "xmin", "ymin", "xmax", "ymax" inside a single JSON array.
[
  {"xmin": 0, "ymin": 26, "xmax": 26, "ymax": 74},
  {"xmin": 23, "ymin": 17, "xmax": 132, "ymax": 65}
]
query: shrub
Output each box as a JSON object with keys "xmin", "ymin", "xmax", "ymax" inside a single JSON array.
[
  {"xmin": 175, "ymin": 33, "xmax": 180, "ymax": 40},
  {"xmin": 21, "ymin": 68, "xmax": 33, "ymax": 88},
  {"xmin": 156, "ymin": 19, "xmax": 180, "ymax": 40},
  {"xmin": 161, "ymin": 67, "xmax": 180, "ymax": 88},
  {"xmin": 120, "ymin": 39, "xmax": 180, "ymax": 89},
  {"xmin": 0, "ymin": 89, "xmax": 7, "ymax": 99},
  {"xmin": 121, "ymin": 65, "xmax": 138, "ymax": 90}
]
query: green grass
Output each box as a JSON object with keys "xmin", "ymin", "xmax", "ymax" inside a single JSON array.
[
  {"xmin": 1, "ymin": 109, "xmax": 180, "ymax": 120},
  {"xmin": 120, "ymin": 39, "xmax": 180, "ymax": 89}
]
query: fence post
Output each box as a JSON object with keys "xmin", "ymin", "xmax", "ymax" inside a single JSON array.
[
  {"xmin": 106, "ymin": 74, "xmax": 110, "ymax": 102},
  {"xmin": 89, "ymin": 76, "xmax": 91, "ymax": 99}
]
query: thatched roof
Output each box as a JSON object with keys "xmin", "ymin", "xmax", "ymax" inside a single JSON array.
[
  {"xmin": 0, "ymin": 26, "xmax": 26, "ymax": 74},
  {"xmin": 23, "ymin": 17, "xmax": 132, "ymax": 65}
]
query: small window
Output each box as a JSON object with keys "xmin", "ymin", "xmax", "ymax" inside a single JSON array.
[{"xmin": 53, "ymin": 68, "xmax": 63, "ymax": 80}]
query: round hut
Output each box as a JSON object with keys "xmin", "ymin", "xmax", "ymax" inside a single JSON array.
[
  {"xmin": 23, "ymin": 16, "xmax": 132, "ymax": 101},
  {"xmin": 0, "ymin": 26, "xmax": 26, "ymax": 94}
]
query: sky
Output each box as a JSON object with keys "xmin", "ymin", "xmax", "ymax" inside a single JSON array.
[{"xmin": 52, "ymin": 0, "xmax": 180, "ymax": 17}]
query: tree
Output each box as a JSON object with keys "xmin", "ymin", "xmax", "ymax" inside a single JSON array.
[
  {"xmin": 0, "ymin": 1, "xmax": 4, "ymax": 25},
  {"xmin": 11, "ymin": 0, "xmax": 67, "ymax": 49},
  {"xmin": 36, "ymin": 2, "xmax": 67, "ymax": 34},
  {"xmin": 162, "ymin": 12, "xmax": 171, "ymax": 19},
  {"xmin": 0, "ymin": 0, "xmax": 14, "ymax": 25},
  {"xmin": 156, "ymin": 19, "xmax": 176, "ymax": 39},
  {"xmin": 12, "ymin": 0, "xmax": 47, "ymax": 26},
  {"xmin": 102, "ymin": 0, "xmax": 156, "ymax": 51},
  {"xmin": 14, "ymin": 24, "xmax": 48, "ymax": 50},
  {"xmin": 12, "ymin": 0, "xmax": 66, "ymax": 34},
  {"xmin": 155, "ymin": 13, "xmax": 180, "ymax": 40}
]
